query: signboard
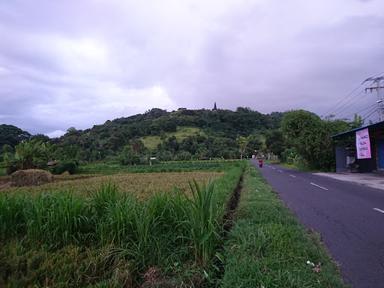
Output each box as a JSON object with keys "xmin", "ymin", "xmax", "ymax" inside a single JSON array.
[{"xmin": 356, "ymin": 128, "xmax": 371, "ymax": 159}]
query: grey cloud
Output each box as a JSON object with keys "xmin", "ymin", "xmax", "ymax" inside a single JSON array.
[{"xmin": 0, "ymin": 0, "xmax": 383, "ymax": 135}]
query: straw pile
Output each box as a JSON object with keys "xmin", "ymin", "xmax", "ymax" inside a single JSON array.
[{"xmin": 11, "ymin": 169, "xmax": 53, "ymax": 187}]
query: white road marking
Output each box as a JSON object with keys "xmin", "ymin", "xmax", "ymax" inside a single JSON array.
[
  {"xmin": 373, "ymin": 208, "xmax": 384, "ymax": 214},
  {"xmin": 278, "ymin": 170, "xmax": 283, "ymax": 173},
  {"xmin": 289, "ymin": 174, "xmax": 296, "ymax": 178},
  {"xmin": 272, "ymin": 167, "xmax": 276, "ymax": 170},
  {"xmin": 310, "ymin": 182, "xmax": 329, "ymax": 191}
]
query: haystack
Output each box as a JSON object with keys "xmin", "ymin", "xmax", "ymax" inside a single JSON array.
[{"xmin": 11, "ymin": 169, "xmax": 54, "ymax": 187}]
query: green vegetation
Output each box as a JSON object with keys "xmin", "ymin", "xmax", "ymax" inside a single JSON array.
[
  {"xmin": 140, "ymin": 135, "xmax": 162, "ymax": 151},
  {"xmin": 0, "ymin": 167, "xmax": 6, "ymax": 176},
  {"xmin": 79, "ymin": 160, "xmax": 236, "ymax": 174},
  {"xmin": 141, "ymin": 126, "xmax": 204, "ymax": 151},
  {"xmin": 2, "ymin": 139, "xmax": 55, "ymax": 172},
  {"xmin": 0, "ymin": 124, "xmax": 30, "ymax": 151},
  {"xmin": 271, "ymin": 110, "xmax": 362, "ymax": 171},
  {"xmin": 221, "ymin": 165, "xmax": 346, "ymax": 287},
  {"xmin": 0, "ymin": 162, "xmax": 244, "ymax": 287}
]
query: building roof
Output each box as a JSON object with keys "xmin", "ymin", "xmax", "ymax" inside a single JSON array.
[{"xmin": 332, "ymin": 120, "xmax": 384, "ymax": 139}]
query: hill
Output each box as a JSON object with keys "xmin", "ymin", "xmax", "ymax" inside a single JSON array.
[
  {"xmin": 55, "ymin": 107, "xmax": 284, "ymax": 161},
  {"xmin": 0, "ymin": 124, "xmax": 31, "ymax": 150}
]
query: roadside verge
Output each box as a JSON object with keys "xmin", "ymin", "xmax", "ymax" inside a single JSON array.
[{"xmin": 220, "ymin": 164, "xmax": 347, "ymax": 287}]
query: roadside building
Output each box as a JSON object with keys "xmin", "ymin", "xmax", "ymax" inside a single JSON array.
[{"xmin": 332, "ymin": 121, "xmax": 384, "ymax": 173}]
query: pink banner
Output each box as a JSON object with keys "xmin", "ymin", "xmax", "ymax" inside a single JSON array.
[{"xmin": 356, "ymin": 128, "xmax": 371, "ymax": 159}]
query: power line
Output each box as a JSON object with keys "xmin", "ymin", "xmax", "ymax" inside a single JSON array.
[
  {"xmin": 333, "ymin": 74, "xmax": 384, "ymax": 119},
  {"xmin": 324, "ymin": 72, "xmax": 384, "ymax": 120},
  {"xmin": 363, "ymin": 111, "xmax": 378, "ymax": 124},
  {"xmin": 362, "ymin": 71, "xmax": 384, "ymax": 83},
  {"xmin": 362, "ymin": 106, "xmax": 378, "ymax": 122},
  {"xmin": 342, "ymin": 103, "xmax": 377, "ymax": 119},
  {"xmin": 324, "ymin": 85, "xmax": 363, "ymax": 117},
  {"xmin": 363, "ymin": 76, "xmax": 384, "ymax": 121},
  {"xmin": 332, "ymin": 89, "xmax": 366, "ymax": 117},
  {"xmin": 335, "ymin": 94, "xmax": 371, "ymax": 119}
]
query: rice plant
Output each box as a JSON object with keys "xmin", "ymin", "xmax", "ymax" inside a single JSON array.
[
  {"xmin": 187, "ymin": 180, "xmax": 220, "ymax": 267},
  {"xmin": 96, "ymin": 195, "xmax": 137, "ymax": 246},
  {"xmin": 25, "ymin": 192, "xmax": 92, "ymax": 247},
  {"xmin": 0, "ymin": 193, "xmax": 27, "ymax": 239},
  {"xmin": 91, "ymin": 181, "xmax": 119, "ymax": 217},
  {"xmin": 0, "ymin": 163, "xmax": 245, "ymax": 286}
]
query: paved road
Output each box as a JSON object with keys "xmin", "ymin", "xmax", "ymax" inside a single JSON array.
[{"xmin": 252, "ymin": 160, "xmax": 384, "ymax": 288}]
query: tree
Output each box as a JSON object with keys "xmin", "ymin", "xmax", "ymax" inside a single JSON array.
[
  {"xmin": 120, "ymin": 145, "xmax": 141, "ymax": 165},
  {"xmin": 2, "ymin": 139, "xmax": 56, "ymax": 173},
  {"xmin": 119, "ymin": 139, "xmax": 148, "ymax": 165},
  {"xmin": 281, "ymin": 110, "xmax": 324, "ymax": 169},
  {"xmin": 351, "ymin": 114, "xmax": 363, "ymax": 129},
  {"xmin": 265, "ymin": 130, "xmax": 285, "ymax": 158},
  {"xmin": 31, "ymin": 134, "xmax": 50, "ymax": 142},
  {"xmin": 281, "ymin": 110, "xmax": 352, "ymax": 170},
  {"xmin": 66, "ymin": 127, "xmax": 78, "ymax": 135},
  {"xmin": 237, "ymin": 136, "xmax": 249, "ymax": 159},
  {"xmin": 246, "ymin": 134, "xmax": 263, "ymax": 156}
]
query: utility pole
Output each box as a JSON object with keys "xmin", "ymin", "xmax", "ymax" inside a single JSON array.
[{"xmin": 363, "ymin": 76, "xmax": 384, "ymax": 122}]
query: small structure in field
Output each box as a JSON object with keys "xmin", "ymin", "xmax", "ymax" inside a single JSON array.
[
  {"xmin": 149, "ymin": 157, "xmax": 157, "ymax": 166},
  {"xmin": 47, "ymin": 160, "xmax": 58, "ymax": 167},
  {"xmin": 11, "ymin": 169, "xmax": 54, "ymax": 187}
]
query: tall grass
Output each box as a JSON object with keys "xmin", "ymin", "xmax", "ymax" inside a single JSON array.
[
  {"xmin": 26, "ymin": 193, "xmax": 92, "ymax": 247},
  {"xmin": 0, "ymin": 163, "xmax": 245, "ymax": 286},
  {"xmin": 187, "ymin": 180, "xmax": 219, "ymax": 266},
  {"xmin": 0, "ymin": 193, "xmax": 27, "ymax": 239}
]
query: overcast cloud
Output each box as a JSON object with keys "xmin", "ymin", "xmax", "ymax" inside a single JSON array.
[{"xmin": 0, "ymin": 0, "xmax": 383, "ymax": 136}]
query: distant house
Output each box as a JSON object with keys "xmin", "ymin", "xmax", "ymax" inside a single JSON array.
[{"xmin": 332, "ymin": 121, "xmax": 384, "ymax": 173}]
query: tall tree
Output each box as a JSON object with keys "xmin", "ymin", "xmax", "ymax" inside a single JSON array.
[{"xmin": 237, "ymin": 136, "xmax": 249, "ymax": 159}]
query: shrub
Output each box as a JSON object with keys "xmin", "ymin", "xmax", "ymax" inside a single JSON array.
[{"xmin": 51, "ymin": 161, "xmax": 78, "ymax": 175}]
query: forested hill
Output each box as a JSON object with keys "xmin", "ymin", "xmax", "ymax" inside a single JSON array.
[
  {"xmin": 56, "ymin": 107, "xmax": 285, "ymax": 161},
  {"xmin": 0, "ymin": 124, "xmax": 31, "ymax": 149}
]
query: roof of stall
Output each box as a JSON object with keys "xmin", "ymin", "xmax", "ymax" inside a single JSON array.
[{"xmin": 332, "ymin": 120, "xmax": 384, "ymax": 139}]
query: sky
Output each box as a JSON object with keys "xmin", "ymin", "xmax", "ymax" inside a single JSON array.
[{"xmin": 0, "ymin": 0, "xmax": 383, "ymax": 137}]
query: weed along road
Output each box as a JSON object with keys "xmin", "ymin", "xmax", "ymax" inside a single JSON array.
[{"xmin": 253, "ymin": 160, "xmax": 384, "ymax": 288}]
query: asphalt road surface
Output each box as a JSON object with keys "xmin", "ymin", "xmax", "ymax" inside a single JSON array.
[{"xmin": 252, "ymin": 160, "xmax": 384, "ymax": 288}]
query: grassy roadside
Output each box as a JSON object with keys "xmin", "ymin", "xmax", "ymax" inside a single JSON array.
[{"xmin": 221, "ymin": 165, "xmax": 347, "ymax": 288}]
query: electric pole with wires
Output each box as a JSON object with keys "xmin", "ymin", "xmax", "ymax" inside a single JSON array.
[{"xmin": 363, "ymin": 76, "xmax": 384, "ymax": 122}]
